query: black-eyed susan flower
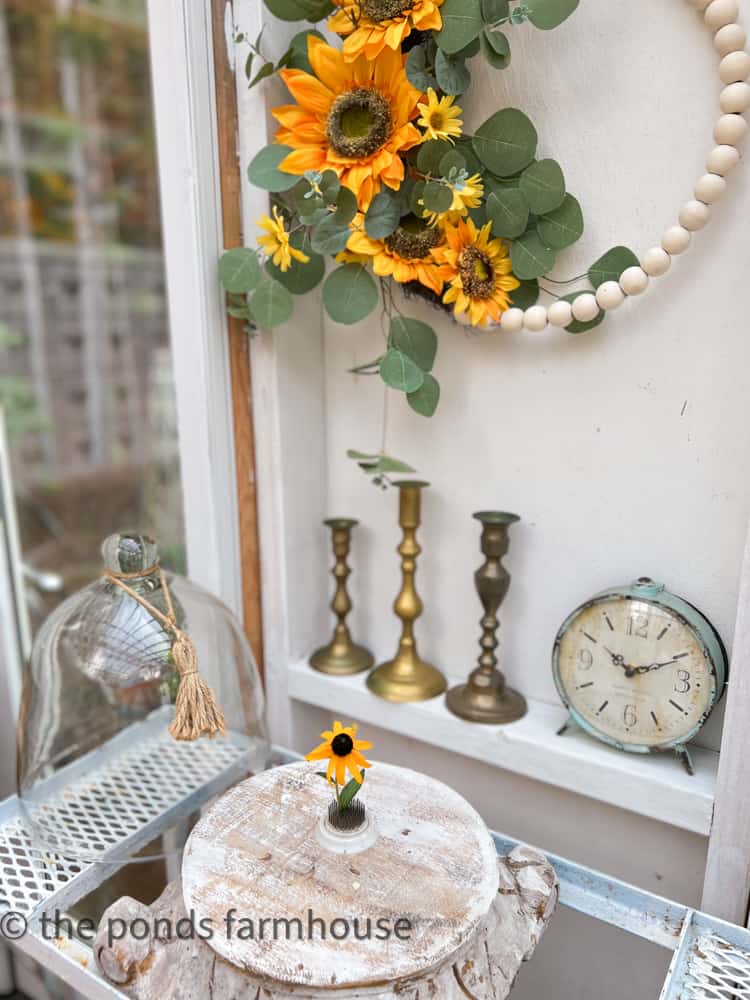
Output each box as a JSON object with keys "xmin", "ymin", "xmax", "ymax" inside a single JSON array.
[
  {"xmin": 417, "ymin": 89, "xmax": 463, "ymax": 144},
  {"xmin": 257, "ymin": 206, "xmax": 310, "ymax": 272},
  {"xmin": 306, "ymin": 720, "xmax": 373, "ymax": 790},
  {"xmin": 273, "ymin": 36, "xmax": 422, "ymax": 210},
  {"xmin": 434, "ymin": 217, "xmax": 520, "ymax": 327},
  {"xmin": 329, "ymin": 0, "xmax": 444, "ymax": 64}
]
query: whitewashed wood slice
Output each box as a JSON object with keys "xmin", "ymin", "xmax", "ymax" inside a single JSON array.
[{"xmin": 181, "ymin": 761, "xmax": 499, "ymax": 988}]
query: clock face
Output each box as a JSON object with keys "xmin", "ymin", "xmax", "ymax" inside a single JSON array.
[{"xmin": 555, "ymin": 596, "xmax": 715, "ymax": 748}]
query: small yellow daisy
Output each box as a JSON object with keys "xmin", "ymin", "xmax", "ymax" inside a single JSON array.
[
  {"xmin": 417, "ymin": 88, "xmax": 463, "ymax": 144},
  {"xmin": 420, "ymin": 172, "xmax": 484, "ymax": 227},
  {"xmin": 257, "ymin": 206, "xmax": 310, "ymax": 272}
]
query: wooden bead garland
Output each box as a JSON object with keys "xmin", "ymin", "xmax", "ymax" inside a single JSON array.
[{"xmin": 515, "ymin": 0, "xmax": 746, "ymax": 334}]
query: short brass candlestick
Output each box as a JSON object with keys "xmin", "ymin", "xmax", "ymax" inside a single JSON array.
[
  {"xmin": 367, "ymin": 481, "xmax": 446, "ymax": 702},
  {"xmin": 310, "ymin": 518, "xmax": 374, "ymax": 676},
  {"xmin": 446, "ymin": 511, "xmax": 527, "ymax": 724}
]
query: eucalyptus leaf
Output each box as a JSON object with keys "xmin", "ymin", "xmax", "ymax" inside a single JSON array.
[
  {"xmin": 266, "ymin": 231, "xmax": 325, "ymax": 295},
  {"xmin": 508, "ymin": 278, "xmax": 539, "ymax": 310},
  {"xmin": 417, "ymin": 140, "xmax": 451, "ymax": 176},
  {"xmin": 422, "ymin": 181, "xmax": 453, "ymax": 214},
  {"xmin": 247, "ymin": 144, "xmax": 298, "ymax": 192},
  {"xmin": 248, "ymin": 61, "xmax": 275, "ymax": 89},
  {"xmin": 322, "ymin": 265, "xmax": 379, "ymax": 324},
  {"xmin": 472, "ymin": 108, "xmax": 537, "ymax": 177},
  {"xmin": 439, "ymin": 149, "xmax": 466, "ymax": 177},
  {"xmin": 536, "ymin": 193, "xmax": 584, "ymax": 249},
  {"xmin": 380, "ymin": 349, "xmax": 425, "ymax": 394},
  {"xmin": 406, "ymin": 46, "xmax": 437, "ymax": 91},
  {"xmin": 410, "ymin": 180, "xmax": 427, "ymax": 216},
  {"xmin": 562, "ymin": 292, "xmax": 606, "ymax": 334},
  {"xmin": 249, "ymin": 279, "xmax": 294, "ymax": 328},
  {"xmin": 511, "ymin": 231, "xmax": 556, "ymax": 280},
  {"xmin": 319, "ymin": 170, "xmax": 341, "ymax": 202},
  {"xmin": 218, "ymin": 248, "xmax": 261, "ymax": 293},
  {"xmin": 588, "ymin": 246, "xmax": 639, "ymax": 288},
  {"xmin": 434, "ymin": 49, "xmax": 471, "ymax": 95},
  {"xmin": 527, "ymin": 0, "xmax": 579, "ymax": 30},
  {"xmin": 284, "ymin": 29, "xmax": 324, "ymax": 72},
  {"xmin": 486, "ymin": 189, "xmax": 529, "ymax": 239},
  {"xmin": 365, "ymin": 191, "xmax": 401, "ymax": 239},
  {"xmin": 519, "ymin": 158, "xmax": 566, "ymax": 215},
  {"xmin": 310, "ymin": 216, "xmax": 351, "ymax": 255},
  {"xmin": 390, "ymin": 317, "xmax": 437, "ymax": 372},
  {"xmin": 481, "ymin": 0, "xmax": 509, "ymax": 22},
  {"xmin": 454, "ymin": 37, "xmax": 481, "ymax": 59},
  {"xmin": 346, "ymin": 449, "xmax": 416, "ymax": 475},
  {"xmin": 334, "ymin": 187, "xmax": 358, "ymax": 225},
  {"xmin": 264, "ymin": 0, "xmax": 332, "ymax": 20},
  {"xmin": 435, "ymin": 0, "xmax": 484, "ymax": 54},
  {"xmin": 407, "ymin": 374, "xmax": 441, "ymax": 417},
  {"xmin": 480, "ymin": 28, "xmax": 511, "ymax": 69}
]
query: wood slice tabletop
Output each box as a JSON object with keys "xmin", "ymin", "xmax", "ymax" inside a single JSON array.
[{"xmin": 181, "ymin": 761, "xmax": 499, "ymax": 989}]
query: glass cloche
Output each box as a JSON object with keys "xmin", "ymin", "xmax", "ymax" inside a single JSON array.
[{"xmin": 17, "ymin": 532, "xmax": 270, "ymax": 864}]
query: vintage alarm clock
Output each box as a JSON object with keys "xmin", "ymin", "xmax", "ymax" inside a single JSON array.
[{"xmin": 552, "ymin": 577, "xmax": 728, "ymax": 774}]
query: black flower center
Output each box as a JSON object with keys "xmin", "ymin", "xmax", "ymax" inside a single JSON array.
[
  {"xmin": 331, "ymin": 733, "xmax": 354, "ymax": 756},
  {"xmin": 362, "ymin": 0, "xmax": 414, "ymax": 22},
  {"xmin": 459, "ymin": 245, "xmax": 495, "ymax": 298},
  {"xmin": 385, "ymin": 214, "xmax": 441, "ymax": 259},
  {"xmin": 327, "ymin": 88, "xmax": 392, "ymax": 159}
]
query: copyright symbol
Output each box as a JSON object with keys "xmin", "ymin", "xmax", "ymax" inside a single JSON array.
[{"xmin": 0, "ymin": 911, "xmax": 27, "ymax": 940}]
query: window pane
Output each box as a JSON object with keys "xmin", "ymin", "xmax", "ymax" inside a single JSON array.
[{"xmin": 0, "ymin": 0, "xmax": 184, "ymax": 633}]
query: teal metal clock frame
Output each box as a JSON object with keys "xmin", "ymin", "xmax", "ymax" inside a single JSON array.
[{"xmin": 552, "ymin": 577, "xmax": 728, "ymax": 775}]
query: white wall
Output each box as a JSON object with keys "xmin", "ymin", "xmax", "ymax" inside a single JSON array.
[{"xmin": 246, "ymin": 2, "xmax": 749, "ymax": 997}]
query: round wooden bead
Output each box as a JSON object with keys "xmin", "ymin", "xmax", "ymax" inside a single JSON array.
[
  {"xmin": 714, "ymin": 113, "xmax": 748, "ymax": 144},
  {"xmin": 547, "ymin": 300, "xmax": 573, "ymax": 327},
  {"xmin": 596, "ymin": 281, "xmax": 625, "ymax": 311},
  {"xmin": 524, "ymin": 305, "xmax": 548, "ymax": 331},
  {"xmin": 705, "ymin": 0, "xmax": 739, "ymax": 31},
  {"xmin": 662, "ymin": 225, "xmax": 692, "ymax": 254},
  {"xmin": 714, "ymin": 23, "xmax": 746, "ymax": 56},
  {"xmin": 679, "ymin": 200, "xmax": 710, "ymax": 230},
  {"xmin": 720, "ymin": 82, "xmax": 750, "ymax": 113},
  {"xmin": 571, "ymin": 293, "xmax": 599, "ymax": 322},
  {"xmin": 707, "ymin": 144, "xmax": 741, "ymax": 174},
  {"xmin": 689, "ymin": 0, "xmax": 712, "ymax": 10},
  {"xmin": 620, "ymin": 267, "xmax": 649, "ymax": 296},
  {"xmin": 720, "ymin": 50, "xmax": 750, "ymax": 84},
  {"xmin": 695, "ymin": 172, "xmax": 727, "ymax": 203},
  {"xmin": 641, "ymin": 247, "xmax": 671, "ymax": 277},
  {"xmin": 500, "ymin": 307, "xmax": 524, "ymax": 333}
]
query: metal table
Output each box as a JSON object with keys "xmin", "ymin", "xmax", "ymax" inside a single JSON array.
[{"xmin": 0, "ymin": 741, "xmax": 748, "ymax": 999}]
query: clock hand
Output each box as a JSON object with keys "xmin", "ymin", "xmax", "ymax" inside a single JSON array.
[
  {"xmin": 633, "ymin": 656, "xmax": 684, "ymax": 675},
  {"xmin": 604, "ymin": 647, "xmax": 636, "ymax": 676}
]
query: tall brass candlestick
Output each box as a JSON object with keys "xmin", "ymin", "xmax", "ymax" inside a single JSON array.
[
  {"xmin": 446, "ymin": 511, "xmax": 527, "ymax": 724},
  {"xmin": 310, "ymin": 519, "xmax": 373, "ymax": 676},
  {"xmin": 367, "ymin": 481, "xmax": 446, "ymax": 702}
]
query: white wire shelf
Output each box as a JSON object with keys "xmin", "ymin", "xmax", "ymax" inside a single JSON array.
[{"xmin": 0, "ymin": 745, "xmax": 747, "ymax": 1000}]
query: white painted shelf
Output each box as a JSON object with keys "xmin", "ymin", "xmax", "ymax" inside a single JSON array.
[{"xmin": 288, "ymin": 661, "xmax": 718, "ymax": 836}]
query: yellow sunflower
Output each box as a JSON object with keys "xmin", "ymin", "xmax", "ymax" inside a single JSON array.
[
  {"xmin": 274, "ymin": 36, "xmax": 422, "ymax": 210},
  {"xmin": 420, "ymin": 172, "xmax": 484, "ymax": 227},
  {"xmin": 346, "ymin": 212, "xmax": 452, "ymax": 294},
  {"xmin": 329, "ymin": 0, "xmax": 444, "ymax": 63},
  {"xmin": 306, "ymin": 720, "xmax": 373, "ymax": 786},
  {"xmin": 434, "ymin": 217, "xmax": 520, "ymax": 327},
  {"xmin": 257, "ymin": 206, "xmax": 310, "ymax": 272},
  {"xmin": 417, "ymin": 89, "xmax": 463, "ymax": 143}
]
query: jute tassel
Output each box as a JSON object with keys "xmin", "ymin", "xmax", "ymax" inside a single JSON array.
[{"xmin": 105, "ymin": 566, "xmax": 227, "ymax": 742}]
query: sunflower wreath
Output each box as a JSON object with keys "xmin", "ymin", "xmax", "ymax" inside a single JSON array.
[{"xmin": 219, "ymin": 0, "xmax": 747, "ymax": 475}]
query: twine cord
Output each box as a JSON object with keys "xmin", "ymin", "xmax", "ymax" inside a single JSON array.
[{"xmin": 105, "ymin": 565, "xmax": 227, "ymax": 741}]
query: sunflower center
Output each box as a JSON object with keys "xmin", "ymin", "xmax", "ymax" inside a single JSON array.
[
  {"xmin": 361, "ymin": 0, "xmax": 414, "ymax": 22},
  {"xmin": 327, "ymin": 88, "xmax": 392, "ymax": 159},
  {"xmin": 429, "ymin": 112, "xmax": 444, "ymax": 131},
  {"xmin": 459, "ymin": 245, "xmax": 495, "ymax": 298},
  {"xmin": 385, "ymin": 214, "xmax": 441, "ymax": 259},
  {"xmin": 331, "ymin": 733, "xmax": 354, "ymax": 756}
]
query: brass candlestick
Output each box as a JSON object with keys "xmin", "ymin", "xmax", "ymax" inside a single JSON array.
[
  {"xmin": 310, "ymin": 518, "xmax": 374, "ymax": 676},
  {"xmin": 446, "ymin": 511, "xmax": 527, "ymax": 724},
  {"xmin": 367, "ymin": 481, "xmax": 446, "ymax": 702}
]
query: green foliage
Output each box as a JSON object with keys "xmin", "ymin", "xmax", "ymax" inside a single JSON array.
[
  {"xmin": 434, "ymin": 50, "xmax": 471, "ymax": 95},
  {"xmin": 435, "ymin": 0, "xmax": 484, "ymax": 54},
  {"xmin": 519, "ymin": 159, "xmax": 566, "ymax": 215},
  {"xmin": 417, "ymin": 140, "xmax": 451, "ymax": 176},
  {"xmin": 511, "ymin": 231, "xmax": 556, "ymax": 280},
  {"xmin": 263, "ymin": 0, "xmax": 333, "ymax": 22},
  {"xmin": 481, "ymin": 0, "xmax": 509, "ymax": 21},
  {"xmin": 347, "ymin": 450, "xmax": 417, "ymax": 487},
  {"xmin": 323, "ymin": 266, "xmax": 379, "ymax": 324},
  {"xmin": 472, "ymin": 109, "xmax": 538, "ymax": 177},
  {"xmin": 338, "ymin": 775, "xmax": 364, "ymax": 810},
  {"xmin": 527, "ymin": 0, "xmax": 579, "ymax": 30},
  {"xmin": 249, "ymin": 279, "xmax": 294, "ymax": 328},
  {"xmin": 380, "ymin": 349, "xmax": 425, "ymax": 393},
  {"xmin": 406, "ymin": 46, "xmax": 437, "ymax": 91},
  {"xmin": 561, "ymin": 292, "xmax": 606, "ymax": 334},
  {"xmin": 247, "ymin": 145, "xmax": 298, "ymax": 192},
  {"xmin": 423, "ymin": 181, "xmax": 453, "ymax": 214},
  {"xmin": 390, "ymin": 317, "xmax": 438, "ymax": 372},
  {"xmin": 536, "ymin": 193, "xmax": 584, "ymax": 249},
  {"xmin": 480, "ymin": 29, "xmax": 511, "ymax": 68},
  {"xmin": 282, "ymin": 29, "xmax": 325, "ymax": 72},
  {"xmin": 266, "ymin": 232, "xmax": 325, "ymax": 294},
  {"xmin": 365, "ymin": 191, "xmax": 401, "ymax": 239},
  {"xmin": 588, "ymin": 246, "xmax": 639, "ymax": 288},
  {"xmin": 486, "ymin": 188, "xmax": 529, "ymax": 239},
  {"xmin": 508, "ymin": 279, "xmax": 539, "ymax": 310},
  {"xmin": 408, "ymin": 374, "xmax": 441, "ymax": 417},
  {"xmin": 218, "ymin": 248, "xmax": 261, "ymax": 293}
]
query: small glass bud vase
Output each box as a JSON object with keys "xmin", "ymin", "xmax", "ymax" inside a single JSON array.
[{"xmin": 18, "ymin": 531, "xmax": 270, "ymax": 865}]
